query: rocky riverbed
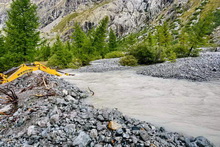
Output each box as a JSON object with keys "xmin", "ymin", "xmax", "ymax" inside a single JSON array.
[
  {"xmin": 137, "ymin": 52, "xmax": 220, "ymax": 82},
  {"xmin": 75, "ymin": 58, "xmax": 131, "ymax": 72},
  {"xmin": 0, "ymin": 72, "xmax": 214, "ymax": 146}
]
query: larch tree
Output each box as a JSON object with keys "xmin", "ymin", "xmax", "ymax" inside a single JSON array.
[
  {"xmin": 4, "ymin": 0, "xmax": 40, "ymax": 64},
  {"xmin": 92, "ymin": 16, "xmax": 109, "ymax": 57},
  {"xmin": 108, "ymin": 28, "xmax": 117, "ymax": 52},
  {"xmin": 0, "ymin": 33, "xmax": 5, "ymax": 56}
]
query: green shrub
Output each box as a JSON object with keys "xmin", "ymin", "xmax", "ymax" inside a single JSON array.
[
  {"xmin": 67, "ymin": 58, "xmax": 82, "ymax": 69},
  {"xmin": 47, "ymin": 49, "xmax": 72, "ymax": 69},
  {"xmin": 47, "ymin": 54, "xmax": 59, "ymax": 68},
  {"xmin": 173, "ymin": 44, "xmax": 190, "ymax": 58},
  {"xmin": 189, "ymin": 48, "xmax": 201, "ymax": 57},
  {"xmin": 79, "ymin": 54, "xmax": 93, "ymax": 66},
  {"xmin": 130, "ymin": 43, "xmax": 166, "ymax": 64},
  {"xmin": 167, "ymin": 50, "xmax": 177, "ymax": 62},
  {"xmin": 119, "ymin": 55, "xmax": 138, "ymax": 66},
  {"xmin": 105, "ymin": 51, "xmax": 125, "ymax": 59}
]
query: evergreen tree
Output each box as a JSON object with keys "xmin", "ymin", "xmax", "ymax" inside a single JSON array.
[
  {"xmin": 92, "ymin": 16, "xmax": 109, "ymax": 57},
  {"xmin": 108, "ymin": 28, "xmax": 117, "ymax": 52},
  {"xmin": 65, "ymin": 41, "xmax": 71, "ymax": 51},
  {"xmin": 179, "ymin": 30, "xmax": 189, "ymax": 47},
  {"xmin": 72, "ymin": 23, "xmax": 87, "ymax": 55},
  {"xmin": 72, "ymin": 23, "xmax": 86, "ymax": 48},
  {"xmin": 4, "ymin": 0, "xmax": 40, "ymax": 63},
  {"xmin": 156, "ymin": 22, "xmax": 172, "ymax": 47},
  {"xmin": 0, "ymin": 33, "xmax": 5, "ymax": 56},
  {"xmin": 47, "ymin": 48, "xmax": 72, "ymax": 69},
  {"xmin": 38, "ymin": 44, "xmax": 51, "ymax": 61},
  {"xmin": 0, "ymin": 33, "xmax": 6, "ymax": 71},
  {"xmin": 51, "ymin": 36, "xmax": 63, "ymax": 55},
  {"xmin": 146, "ymin": 31, "xmax": 154, "ymax": 46}
]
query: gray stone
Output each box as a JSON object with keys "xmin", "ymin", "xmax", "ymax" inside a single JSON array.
[
  {"xmin": 27, "ymin": 126, "xmax": 37, "ymax": 136},
  {"xmin": 65, "ymin": 95, "xmax": 78, "ymax": 103},
  {"xmin": 122, "ymin": 133, "xmax": 130, "ymax": 139},
  {"xmin": 37, "ymin": 117, "xmax": 49, "ymax": 127},
  {"xmin": 64, "ymin": 124, "xmax": 76, "ymax": 134},
  {"xmin": 116, "ymin": 128, "xmax": 123, "ymax": 135},
  {"xmin": 72, "ymin": 131, "xmax": 91, "ymax": 147},
  {"xmin": 195, "ymin": 136, "xmax": 214, "ymax": 147},
  {"xmin": 50, "ymin": 114, "xmax": 60, "ymax": 124},
  {"xmin": 97, "ymin": 115, "xmax": 105, "ymax": 121},
  {"xmin": 56, "ymin": 98, "xmax": 68, "ymax": 105},
  {"xmin": 97, "ymin": 122, "xmax": 106, "ymax": 131},
  {"xmin": 131, "ymin": 136, "xmax": 138, "ymax": 143},
  {"xmin": 62, "ymin": 89, "xmax": 68, "ymax": 96},
  {"xmin": 90, "ymin": 129, "xmax": 98, "ymax": 139},
  {"xmin": 140, "ymin": 130, "xmax": 149, "ymax": 141},
  {"xmin": 94, "ymin": 145, "xmax": 103, "ymax": 147},
  {"xmin": 0, "ymin": 104, "xmax": 13, "ymax": 114},
  {"xmin": 145, "ymin": 141, "xmax": 151, "ymax": 146}
]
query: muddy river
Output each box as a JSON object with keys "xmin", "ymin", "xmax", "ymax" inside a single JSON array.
[{"xmin": 63, "ymin": 69, "xmax": 220, "ymax": 146}]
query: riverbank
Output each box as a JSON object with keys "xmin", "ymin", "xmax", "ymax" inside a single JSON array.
[
  {"xmin": 75, "ymin": 58, "xmax": 131, "ymax": 72},
  {"xmin": 137, "ymin": 52, "xmax": 220, "ymax": 82},
  {"xmin": 71, "ymin": 52, "xmax": 220, "ymax": 82},
  {"xmin": 0, "ymin": 72, "xmax": 215, "ymax": 146}
]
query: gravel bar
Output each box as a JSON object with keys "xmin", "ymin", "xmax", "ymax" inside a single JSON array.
[
  {"xmin": 75, "ymin": 58, "xmax": 131, "ymax": 72},
  {"xmin": 137, "ymin": 52, "xmax": 220, "ymax": 82}
]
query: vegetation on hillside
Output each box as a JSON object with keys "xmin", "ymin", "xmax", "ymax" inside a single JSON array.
[{"xmin": 0, "ymin": 0, "xmax": 220, "ymax": 71}]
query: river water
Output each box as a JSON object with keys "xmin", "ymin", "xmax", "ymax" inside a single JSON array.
[{"xmin": 63, "ymin": 69, "xmax": 220, "ymax": 146}]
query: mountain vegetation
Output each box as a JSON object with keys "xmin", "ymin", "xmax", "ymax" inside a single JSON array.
[
  {"xmin": 0, "ymin": 0, "xmax": 220, "ymax": 71},
  {"xmin": 0, "ymin": 0, "xmax": 40, "ymax": 71}
]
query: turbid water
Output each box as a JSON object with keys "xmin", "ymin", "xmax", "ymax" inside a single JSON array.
[{"xmin": 63, "ymin": 69, "xmax": 220, "ymax": 146}]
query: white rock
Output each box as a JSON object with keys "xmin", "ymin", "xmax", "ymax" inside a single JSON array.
[{"xmin": 27, "ymin": 125, "xmax": 37, "ymax": 136}]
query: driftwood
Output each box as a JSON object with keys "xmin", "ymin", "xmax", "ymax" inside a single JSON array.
[
  {"xmin": 0, "ymin": 88, "xmax": 18, "ymax": 104},
  {"xmin": 88, "ymin": 87, "xmax": 95, "ymax": 96},
  {"xmin": 0, "ymin": 88, "xmax": 18, "ymax": 115}
]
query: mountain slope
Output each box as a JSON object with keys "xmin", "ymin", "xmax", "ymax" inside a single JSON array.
[{"xmin": 0, "ymin": 0, "xmax": 220, "ymax": 42}]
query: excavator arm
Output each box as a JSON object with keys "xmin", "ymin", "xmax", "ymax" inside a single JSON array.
[{"xmin": 0, "ymin": 62, "xmax": 74, "ymax": 84}]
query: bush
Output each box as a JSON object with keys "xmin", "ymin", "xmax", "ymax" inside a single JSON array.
[
  {"xmin": 119, "ymin": 55, "xmax": 138, "ymax": 66},
  {"xmin": 173, "ymin": 44, "xmax": 190, "ymax": 58},
  {"xmin": 67, "ymin": 58, "xmax": 82, "ymax": 69},
  {"xmin": 130, "ymin": 43, "xmax": 166, "ymax": 64},
  {"xmin": 105, "ymin": 51, "xmax": 125, "ymax": 59},
  {"xmin": 47, "ymin": 54, "xmax": 60, "ymax": 68},
  {"xmin": 79, "ymin": 54, "xmax": 93, "ymax": 66},
  {"xmin": 167, "ymin": 50, "xmax": 177, "ymax": 62},
  {"xmin": 189, "ymin": 48, "xmax": 201, "ymax": 57},
  {"xmin": 47, "ymin": 49, "xmax": 72, "ymax": 69}
]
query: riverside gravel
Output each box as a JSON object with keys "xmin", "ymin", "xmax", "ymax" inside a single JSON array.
[
  {"xmin": 0, "ymin": 72, "xmax": 214, "ymax": 146},
  {"xmin": 137, "ymin": 52, "xmax": 220, "ymax": 82},
  {"xmin": 75, "ymin": 58, "xmax": 131, "ymax": 72}
]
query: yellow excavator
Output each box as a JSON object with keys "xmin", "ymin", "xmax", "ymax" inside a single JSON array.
[{"xmin": 0, "ymin": 62, "xmax": 74, "ymax": 84}]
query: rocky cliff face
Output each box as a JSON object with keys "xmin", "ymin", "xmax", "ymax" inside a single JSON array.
[{"xmin": 0, "ymin": 0, "xmax": 188, "ymax": 37}]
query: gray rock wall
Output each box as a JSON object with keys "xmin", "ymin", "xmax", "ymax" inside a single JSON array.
[{"xmin": 0, "ymin": 0, "xmax": 181, "ymax": 36}]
